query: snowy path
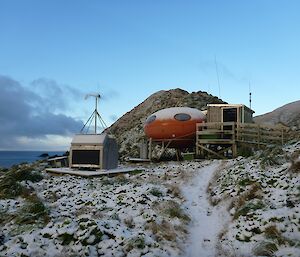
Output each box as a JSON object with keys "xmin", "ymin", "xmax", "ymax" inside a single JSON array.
[{"xmin": 182, "ymin": 161, "xmax": 229, "ymax": 257}]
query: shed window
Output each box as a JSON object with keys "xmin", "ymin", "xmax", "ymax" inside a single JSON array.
[
  {"xmin": 174, "ymin": 113, "xmax": 191, "ymax": 121},
  {"xmin": 145, "ymin": 115, "xmax": 156, "ymax": 124},
  {"xmin": 72, "ymin": 150, "xmax": 100, "ymax": 165}
]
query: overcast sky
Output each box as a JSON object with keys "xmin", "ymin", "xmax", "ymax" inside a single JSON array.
[{"xmin": 0, "ymin": 0, "xmax": 300, "ymax": 150}]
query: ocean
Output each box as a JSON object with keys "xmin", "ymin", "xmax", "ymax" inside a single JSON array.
[{"xmin": 0, "ymin": 151, "xmax": 65, "ymax": 168}]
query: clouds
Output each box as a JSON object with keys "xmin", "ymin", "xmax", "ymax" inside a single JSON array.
[
  {"xmin": 0, "ymin": 75, "xmax": 83, "ymax": 150},
  {"xmin": 30, "ymin": 78, "xmax": 85, "ymax": 112}
]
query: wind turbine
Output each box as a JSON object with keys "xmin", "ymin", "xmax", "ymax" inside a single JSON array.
[{"xmin": 81, "ymin": 93, "xmax": 107, "ymax": 134}]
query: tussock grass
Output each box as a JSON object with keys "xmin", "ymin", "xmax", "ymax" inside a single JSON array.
[
  {"xmin": 167, "ymin": 184, "xmax": 182, "ymax": 198},
  {"xmin": 146, "ymin": 220, "xmax": 177, "ymax": 241},
  {"xmin": 0, "ymin": 166, "xmax": 43, "ymax": 199},
  {"xmin": 253, "ymin": 241, "xmax": 278, "ymax": 256},
  {"xmin": 149, "ymin": 187, "xmax": 163, "ymax": 197},
  {"xmin": 264, "ymin": 225, "xmax": 286, "ymax": 245},
  {"xmin": 260, "ymin": 146, "xmax": 287, "ymax": 168},
  {"xmin": 124, "ymin": 235, "xmax": 145, "ymax": 252},
  {"xmin": 163, "ymin": 200, "xmax": 190, "ymax": 222},
  {"xmin": 15, "ymin": 194, "xmax": 49, "ymax": 225},
  {"xmin": 231, "ymin": 183, "xmax": 264, "ymax": 219},
  {"xmin": 289, "ymin": 159, "xmax": 300, "ymax": 173}
]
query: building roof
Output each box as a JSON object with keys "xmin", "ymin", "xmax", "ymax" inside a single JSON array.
[
  {"xmin": 71, "ymin": 133, "xmax": 107, "ymax": 145},
  {"xmin": 207, "ymin": 104, "xmax": 255, "ymax": 114}
]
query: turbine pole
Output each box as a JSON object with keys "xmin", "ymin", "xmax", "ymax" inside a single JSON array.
[
  {"xmin": 249, "ymin": 81, "xmax": 252, "ymax": 109},
  {"xmin": 95, "ymin": 97, "xmax": 97, "ymax": 134},
  {"xmin": 214, "ymin": 55, "xmax": 221, "ymax": 98},
  {"xmin": 84, "ymin": 93, "xmax": 101, "ymax": 134}
]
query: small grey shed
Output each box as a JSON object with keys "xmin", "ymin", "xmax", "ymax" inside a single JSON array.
[{"xmin": 69, "ymin": 133, "xmax": 118, "ymax": 170}]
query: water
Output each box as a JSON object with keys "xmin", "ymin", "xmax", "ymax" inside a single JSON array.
[{"xmin": 0, "ymin": 151, "xmax": 65, "ymax": 168}]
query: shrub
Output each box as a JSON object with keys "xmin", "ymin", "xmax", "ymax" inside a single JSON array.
[
  {"xmin": 15, "ymin": 194, "xmax": 49, "ymax": 225},
  {"xmin": 164, "ymin": 200, "xmax": 190, "ymax": 222},
  {"xmin": 260, "ymin": 146, "xmax": 286, "ymax": 168},
  {"xmin": 0, "ymin": 166, "xmax": 43, "ymax": 199},
  {"xmin": 238, "ymin": 177, "xmax": 255, "ymax": 187},
  {"xmin": 289, "ymin": 159, "xmax": 300, "ymax": 173},
  {"xmin": 59, "ymin": 233, "xmax": 74, "ymax": 245},
  {"xmin": 234, "ymin": 200, "xmax": 265, "ymax": 219},
  {"xmin": 149, "ymin": 187, "xmax": 163, "ymax": 197},
  {"xmin": 125, "ymin": 236, "xmax": 145, "ymax": 252},
  {"xmin": 238, "ymin": 145, "xmax": 254, "ymax": 157}
]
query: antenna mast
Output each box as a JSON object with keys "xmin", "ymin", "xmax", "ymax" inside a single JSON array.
[
  {"xmin": 80, "ymin": 93, "xmax": 107, "ymax": 134},
  {"xmin": 249, "ymin": 82, "xmax": 252, "ymax": 109},
  {"xmin": 214, "ymin": 55, "xmax": 221, "ymax": 98}
]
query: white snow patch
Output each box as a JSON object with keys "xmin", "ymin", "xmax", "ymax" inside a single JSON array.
[
  {"xmin": 182, "ymin": 160, "xmax": 230, "ymax": 257},
  {"xmin": 147, "ymin": 107, "xmax": 206, "ymax": 121}
]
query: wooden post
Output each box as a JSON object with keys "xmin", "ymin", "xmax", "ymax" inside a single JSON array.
[
  {"xmin": 257, "ymin": 125, "xmax": 261, "ymax": 149},
  {"xmin": 232, "ymin": 143, "xmax": 237, "ymax": 158},
  {"xmin": 176, "ymin": 149, "xmax": 181, "ymax": 161},
  {"xmin": 148, "ymin": 138, "xmax": 152, "ymax": 161}
]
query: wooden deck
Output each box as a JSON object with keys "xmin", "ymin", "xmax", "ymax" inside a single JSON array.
[
  {"xmin": 46, "ymin": 167, "xmax": 144, "ymax": 177},
  {"xmin": 196, "ymin": 122, "xmax": 300, "ymax": 158}
]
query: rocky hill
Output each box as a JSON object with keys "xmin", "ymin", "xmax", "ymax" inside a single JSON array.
[
  {"xmin": 107, "ymin": 88, "xmax": 225, "ymax": 158},
  {"xmin": 254, "ymin": 100, "xmax": 300, "ymax": 129}
]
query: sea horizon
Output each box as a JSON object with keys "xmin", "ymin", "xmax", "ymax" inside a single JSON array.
[{"xmin": 0, "ymin": 150, "xmax": 66, "ymax": 168}]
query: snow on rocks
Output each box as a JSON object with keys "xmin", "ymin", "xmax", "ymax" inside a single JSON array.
[{"xmin": 207, "ymin": 143, "xmax": 300, "ymax": 257}]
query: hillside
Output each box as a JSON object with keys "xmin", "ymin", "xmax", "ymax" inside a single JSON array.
[
  {"xmin": 254, "ymin": 100, "xmax": 300, "ymax": 129},
  {"xmin": 107, "ymin": 88, "xmax": 225, "ymax": 158}
]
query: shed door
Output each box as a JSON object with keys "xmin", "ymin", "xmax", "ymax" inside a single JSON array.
[{"xmin": 223, "ymin": 108, "xmax": 237, "ymax": 122}]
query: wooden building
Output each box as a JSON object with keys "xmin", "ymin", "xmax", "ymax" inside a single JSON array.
[
  {"xmin": 196, "ymin": 104, "xmax": 292, "ymax": 159},
  {"xmin": 206, "ymin": 104, "xmax": 254, "ymax": 124}
]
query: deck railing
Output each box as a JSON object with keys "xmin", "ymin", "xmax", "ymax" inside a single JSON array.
[{"xmin": 196, "ymin": 122, "xmax": 298, "ymax": 146}]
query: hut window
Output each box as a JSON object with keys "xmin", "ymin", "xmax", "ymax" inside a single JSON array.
[
  {"xmin": 174, "ymin": 113, "xmax": 191, "ymax": 121},
  {"xmin": 145, "ymin": 115, "xmax": 156, "ymax": 124}
]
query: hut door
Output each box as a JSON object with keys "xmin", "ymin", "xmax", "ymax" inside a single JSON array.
[
  {"xmin": 223, "ymin": 108, "xmax": 237, "ymax": 122},
  {"xmin": 222, "ymin": 108, "xmax": 237, "ymax": 131}
]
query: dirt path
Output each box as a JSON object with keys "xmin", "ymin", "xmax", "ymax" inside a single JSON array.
[{"xmin": 182, "ymin": 161, "xmax": 229, "ymax": 257}]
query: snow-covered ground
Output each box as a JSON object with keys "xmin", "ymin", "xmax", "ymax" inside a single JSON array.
[
  {"xmin": 0, "ymin": 162, "xmax": 207, "ymax": 257},
  {"xmin": 1, "ymin": 141, "xmax": 300, "ymax": 256}
]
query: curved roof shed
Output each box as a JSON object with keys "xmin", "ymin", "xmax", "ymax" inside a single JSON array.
[{"xmin": 69, "ymin": 133, "xmax": 118, "ymax": 170}]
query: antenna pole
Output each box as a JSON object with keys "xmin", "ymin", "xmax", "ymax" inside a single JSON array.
[
  {"xmin": 249, "ymin": 82, "xmax": 252, "ymax": 109},
  {"xmin": 214, "ymin": 55, "xmax": 221, "ymax": 98},
  {"xmin": 81, "ymin": 93, "xmax": 107, "ymax": 134},
  {"xmin": 95, "ymin": 97, "xmax": 97, "ymax": 134}
]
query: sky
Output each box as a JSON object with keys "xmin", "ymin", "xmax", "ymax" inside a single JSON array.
[{"xmin": 0, "ymin": 0, "xmax": 300, "ymax": 150}]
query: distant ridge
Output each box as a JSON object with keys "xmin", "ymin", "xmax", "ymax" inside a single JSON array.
[
  {"xmin": 107, "ymin": 88, "xmax": 225, "ymax": 158},
  {"xmin": 254, "ymin": 100, "xmax": 300, "ymax": 129}
]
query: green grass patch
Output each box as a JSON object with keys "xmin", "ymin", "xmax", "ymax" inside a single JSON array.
[
  {"xmin": 128, "ymin": 169, "xmax": 143, "ymax": 175},
  {"xmin": 234, "ymin": 200, "xmax": 265, "ymax": 219}
]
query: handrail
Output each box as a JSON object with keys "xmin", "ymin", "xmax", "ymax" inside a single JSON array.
[{"xmin": 196, "ymin": 122, "xmax": 300, "ymax": 146}]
